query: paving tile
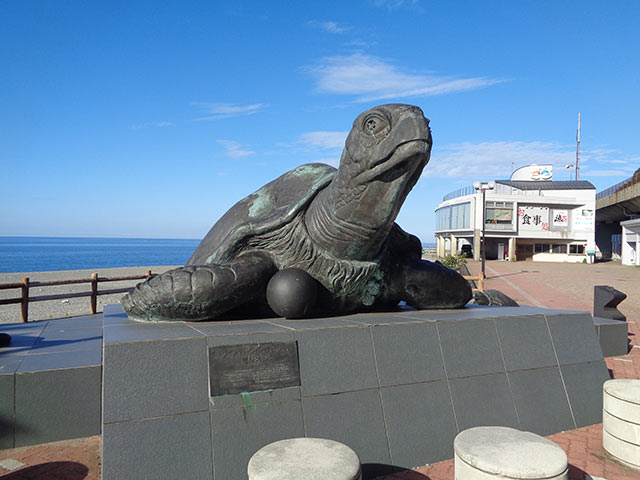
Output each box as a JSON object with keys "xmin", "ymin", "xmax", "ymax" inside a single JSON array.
[
  {"xmin": 103, "ymin": 322, "xmax": 202, "ymax": 343},
  {"xmin": 267, "ymin": 317, "xmax": 365, "ymax": 330},
  {"xmin": 206, "ymin": 331, "xmax": 295, "ymax": 347},
  {"xmin": 546, "ymin": 313, "xmax": 605, "ymax": 365},
  {"xmin": 381, "ymin": 381, "xmax": 457, "ymax": 467},
  {"xmin": 103, "ymin": 337, "xmax": 209, "ymax": 423},
  {"xmin": 508, "ymin": 367, "xmax": 575, "ymax": 435},
  {"xmin": 296, "ymin": 326, "xmax": 378, "ymax": 396},
  {"xmin": 28, "ymin": 327, "xmax": 102, "ymax": 354},
  {"xmin": 210, "ymin": 386, "xmax": 301, "ymax": 410},
  {"xmin": 103, "ymin": 304, "xmax": 141, "ymax": 326},
  {"xmin": 0, "ymin": 373, "xmax": 15, "ymax": 449},
  {"xmin": 561, "ymin": 361, "xmax": 612, "ymax": 428},
  {"xmin": 103, "ymin": 411, "xmax": 213, "ymax": 480},
  {"xmin": 14, "ymin": 366, "xmax": 101, "ymax": 447},
  {"xmin": 210, "ymin": 395, "xmax": 303, "ymax": 480},
  {"xmin": 449, "ymin": 373, "xmax": 519, "ymax": 431},
  {"xmin": 0, "ymin": 356, "xmax": 24, "ymax": 375},
  {"xmin": 371, "ymin": 323, "xmax": 445, "ymax": 387},
  {"xmin": 495, "ymin": 315, "xmax": 558, "ymax": 371},
  {"xmin": 438, "ymin": 319, "xmax": 505, "ymax": 379},
  {"xmin": 42, "ymin": 315, "xmax": 103, "ymax": 329},
  {"xmin": 17, "ymin": 349, "xmax": 101, "ymax": 372},
  {"xmin": 190, "ymin": 321, "xmax": 290, "ymax": 336},
  {"xmin": 302, "ymin": 389, "xmax": 391, "ymax": 465}
]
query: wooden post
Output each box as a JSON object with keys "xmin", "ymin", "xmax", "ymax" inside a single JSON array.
[
  {"xmin": 90, "ymin": 273, "xmax": 98, "ymax": 314},
  {"xmin": 478, "ymin": 273, "xmax": 485, "ymax": 292},
  {"xmin": 146, "ymin": 270, "xmax": 152, "ymax": 277},
  {"xmin": 20, "ymin": 277, "xmax": 29, "ymax": 323}
]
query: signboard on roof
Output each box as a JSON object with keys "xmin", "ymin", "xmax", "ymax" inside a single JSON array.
[{"xmin": 511, "ymin": 164, "xmax": 553, "ymax": 181}]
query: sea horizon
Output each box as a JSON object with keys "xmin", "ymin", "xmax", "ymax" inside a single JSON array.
[{"xmin": 0, "ymin": 236, "xmax": 437, "ymax": 274}]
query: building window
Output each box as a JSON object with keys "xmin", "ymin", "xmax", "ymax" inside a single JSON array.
[
  {"xmin": 552, "ymin": 244, "xmax": 566, "ymax": 254},
  {"xmin": 485, "ymin": 201, "xmax": 513, "ymax": 230},
  {"xmin": 569, "ymin": 244, "xmax": 585, "ymax": 254},
  {"xmin": 535, "ymin": 243, "xmax": 551, "ymax": 253},
  {"xmin": 435, "ymin": 202, "xmax": 471, "ymax": 231}
]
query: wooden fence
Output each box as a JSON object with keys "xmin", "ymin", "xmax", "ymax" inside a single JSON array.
[
  {"xmin": 0, "ymin": 271, "xmax": 153, "ymax": 323},
  {"xmin": 462, "ymin": 273, "xmax": 485, "ymax": 292}
]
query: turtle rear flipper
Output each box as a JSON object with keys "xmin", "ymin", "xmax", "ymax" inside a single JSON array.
[{"xmin": 122, "ymin": 253, "xmax": 276, "ymax": 322}]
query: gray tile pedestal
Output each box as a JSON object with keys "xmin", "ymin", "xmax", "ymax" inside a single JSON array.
[{"xmin": 100, "ymin": 304, "xmax": 611, "ymax": 480}]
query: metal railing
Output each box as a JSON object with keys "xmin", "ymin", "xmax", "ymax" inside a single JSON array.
[
  {"xmin": 0, "ymin": 271, "xmax": 154, "ymax": 323},
  {"xmin": 596, "ymin": 173, "xmax": 640, "ymax": 200},
  {"xmin": 443, "ymin": 185, "xmax": 475, "ymax": 202}
]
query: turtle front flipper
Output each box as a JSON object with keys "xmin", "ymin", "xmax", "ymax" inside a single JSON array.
[{"xmin": 121, "ymin": 253, "xmax": 277, "ymax": 321}]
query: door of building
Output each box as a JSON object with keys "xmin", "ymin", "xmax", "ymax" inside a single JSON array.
[{"xmin": 517, "ymin": 243, "xmax": 533, "ymax": 261}]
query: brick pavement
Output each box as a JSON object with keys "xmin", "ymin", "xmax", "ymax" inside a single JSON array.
[{"xmin": 1, "ymin": 260, "xmax": 639, "ymax": 480}]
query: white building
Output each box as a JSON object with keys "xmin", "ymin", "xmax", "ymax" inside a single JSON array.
[
  {"xmin": 621, "ymin": 218, "xmax": 640, "ymax": 266},
  {"xmin": 435, "ymin": 164, "xmax": 597, "ymax": 263}
]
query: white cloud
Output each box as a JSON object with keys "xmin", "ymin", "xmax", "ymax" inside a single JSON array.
[
  {"xmin": 423, "ymin": 141, "xmax": 576, "ymax": 180},
  {"xmin": 422, "ymin": 141, "xmax": 639, "ymax": 181},
  {"xmin": 583, "ymin": 169, "xmax": 634, "ymax": 177},
  {"xmin": 309, "ymin": 21, "xmax": 350, "ymax": 34},
  {"xmin": 299, "ymin": 131, "xmax": 348, "ymax": 150},
  {"xmin": 193, "ymin": 102, "xmax": 266, "ymax": 120},
  {"xmin": 217, "ymin": 140, "xmax": 255, "ymax": 158},
  {"xmin": 306, "ymin": 54, "xmax": 504, "ymax": 102},
  {"xmin": 128, "ymin": 121, "xmax": 174, "ymax": 130}
]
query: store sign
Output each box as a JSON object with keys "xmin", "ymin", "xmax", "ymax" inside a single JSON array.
[
  {"xmin": 511, "ymin": 164, "xmax": 553, "ymax": 181},
  {"xmin": 573, "ymin": 208, "xmax": 595, "ymax": 232},
  {"xmin": 518, "ymin": 205, "xmax": 549, "ymax": 231},
  {"xmin": 530, "ymin": 167, "xmax": 552, "ymax": 180},
  {"xmin": 552, "ymin": 209, "xmax": 569, "ymax": 227}
]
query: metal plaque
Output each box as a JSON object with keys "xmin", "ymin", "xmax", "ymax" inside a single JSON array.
[{"xmin": 209, "ymin": 341, "xmax": 300, "ymax": 396}]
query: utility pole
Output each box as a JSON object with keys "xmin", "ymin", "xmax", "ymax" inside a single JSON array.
[{"xmin": 576, "ymin": 112, "xmax": 581, "ymax": 181}]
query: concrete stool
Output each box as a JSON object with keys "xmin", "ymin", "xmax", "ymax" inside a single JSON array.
[
  {"xmin": 248, "ymin": 438, "xmax": 362, "ymax": 480},
  {"xmin": 454, "ymin": 427, "xmax": 568, "ymax": 480},
  {"xmin": 603, "ymin": 379, "xmax": 640, "ymax": 468}
]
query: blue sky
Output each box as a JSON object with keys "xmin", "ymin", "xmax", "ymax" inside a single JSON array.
[{"xmin": 1, "ymin": 0, "xmax": 638, "ymax": 243}]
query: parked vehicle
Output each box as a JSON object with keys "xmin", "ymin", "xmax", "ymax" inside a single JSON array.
[{"xmin": 461, "ymin": 244, "xmax": 473, "ymax": 258}]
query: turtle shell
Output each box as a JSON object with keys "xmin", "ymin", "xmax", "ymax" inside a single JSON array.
[{"xmin": 188, "ymin": 163, "xmax": 336, "ymax": 266}]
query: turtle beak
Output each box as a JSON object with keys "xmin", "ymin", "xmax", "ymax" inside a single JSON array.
[{"xmin": 353, "ymin": 139, "xmax": 430, "ymax": 184}]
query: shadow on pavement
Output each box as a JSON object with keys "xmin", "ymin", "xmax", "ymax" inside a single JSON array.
[
  {"xmin": 0, "ymin": 461, "xmax": 88, "ymax": 479},
  {"xmin": 364, "ymin": 463, "xmax": 430, "ymax": 479}
]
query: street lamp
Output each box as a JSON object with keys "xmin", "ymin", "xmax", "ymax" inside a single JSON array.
[{"xmin": 474, "ymin": 181, "xmax": 495, "ymax": 281}]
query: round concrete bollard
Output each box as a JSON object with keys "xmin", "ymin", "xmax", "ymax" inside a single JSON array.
[
  {"xmin": 454, "ymin": 426, "xmax": 568, "ymax": 480},
  {"xmin": 603, "ymin": 379, "xmax": 640, "ymax": 469},
  {"xmin": 248, "ymin": 438, "xmax": 362, "ymax": 480}
]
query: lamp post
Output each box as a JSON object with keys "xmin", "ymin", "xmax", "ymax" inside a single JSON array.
[{"xmin": 474, "ymin": 181, "xmax": 495, "ymax": 280}]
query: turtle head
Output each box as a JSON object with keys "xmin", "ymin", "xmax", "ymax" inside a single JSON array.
[
  {"xmin": 340, "ymin": 104, "xmax": 431, "ymax": 186},
  {"xmin": 306, "ymin": 104, "xmax": 432, "ymax": 261}
]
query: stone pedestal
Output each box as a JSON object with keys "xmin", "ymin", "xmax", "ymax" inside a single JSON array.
[
  {"xmin": 101, "ymin": 304, "xmax": 610, "ymax": 480},
  {"xmin": 602, "ymin": 379, "xmax": 640, "ymax": 468},
  {"xmin": 454, "ymin": 426, "xmax": 568, "ymax": 480},
  {"xmin": 248, "ymin": 438, "xmax": 361, "ymax": 480}
]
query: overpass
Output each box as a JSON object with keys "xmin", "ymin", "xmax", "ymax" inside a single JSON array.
[{"xmin": 595, "ymin": 171, "xmax": 640, "ymax": 256}]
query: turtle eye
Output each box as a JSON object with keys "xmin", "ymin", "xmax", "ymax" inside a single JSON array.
[{"xmin": 362, "ymin": 113, "xmax": 390, "ymax": 137}]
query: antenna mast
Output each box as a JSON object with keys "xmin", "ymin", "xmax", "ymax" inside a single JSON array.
[{"xmin": 575, "ymin": 112, "xmax": 581, "ymax": 181}]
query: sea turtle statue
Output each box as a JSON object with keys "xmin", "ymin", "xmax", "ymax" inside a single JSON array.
[{"xmin": 122, "ymin": 104, "xmax": 472, "ymax": 321}]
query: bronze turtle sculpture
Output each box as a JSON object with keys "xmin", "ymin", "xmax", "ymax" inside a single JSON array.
[{"xmin": 122, "ymin": 104, "xmax": 472, "ymax": 321}]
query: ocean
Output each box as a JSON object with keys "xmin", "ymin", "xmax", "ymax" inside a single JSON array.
[
  {"xmin": 0, "ymin": 237, "xmax": 200, "ymax": 273},
  {"xmin": 0, "ymin": 237, "xmax": 438, "ymax": 274}
]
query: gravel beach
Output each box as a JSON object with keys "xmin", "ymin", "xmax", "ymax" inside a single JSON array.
[{"xmin": 0, "ymin": 266, "xmax": 178, "ymax": 324}]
